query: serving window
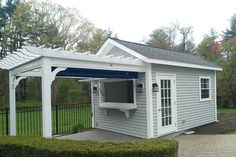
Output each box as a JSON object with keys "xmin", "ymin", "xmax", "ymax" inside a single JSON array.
[{"xmin": 101, "ymin": 80, "xmax": 134, "ymax": 103}]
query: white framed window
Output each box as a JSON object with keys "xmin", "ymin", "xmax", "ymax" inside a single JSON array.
[{"xmin": 199, "ymin": 77, "xmax": 211, "ymax": 101}]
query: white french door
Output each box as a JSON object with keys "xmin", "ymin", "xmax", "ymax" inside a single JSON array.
[{"xmin": 156, "ymin": 73, "xmax": 177, "ymax": 136}]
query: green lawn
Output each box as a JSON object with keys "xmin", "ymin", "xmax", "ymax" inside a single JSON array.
[
  {"xmin": 0, "ymin": 106, "xmax": 92, "ymax": 136},
  {"xmin": 217, "ymin": 108, "xmax": 236, "ymax": 114}
]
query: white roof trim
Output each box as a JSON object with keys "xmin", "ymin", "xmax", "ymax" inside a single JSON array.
[
  {"xmin": 146, "ymin": 58, "xmax": 222, "ymax": 71},
  {"xmin": 98, "ymin": 38, "xmax": 222, "ymax": 71}
]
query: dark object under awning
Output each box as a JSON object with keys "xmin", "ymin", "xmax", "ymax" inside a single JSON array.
[{"xmin": 52, "ymin": 67, "xmax": 138, "ymax": 79}]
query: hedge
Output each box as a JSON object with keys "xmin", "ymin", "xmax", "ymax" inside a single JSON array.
[{"xmin": 0, "ymin": 136, "xmax": 178, "ymax": 157}]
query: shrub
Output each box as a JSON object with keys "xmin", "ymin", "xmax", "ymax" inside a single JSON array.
[
  {"xmin": 72, "ymin": 123, "xmax": 85, "ymax": 133},
  {"xmin": 0, "ymin": 136, "xmax": 178, "ymax": 157}
]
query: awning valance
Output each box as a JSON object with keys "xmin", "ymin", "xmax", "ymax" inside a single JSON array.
[{"xmin": 54, "ymin": 67, "xmax": 138, "ymax": 79}]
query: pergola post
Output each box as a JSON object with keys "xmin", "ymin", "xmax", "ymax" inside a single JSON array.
[
  {"xmin": 41, "ymin": 58, "xmax": 52, "ymax": 138},
  {"xmin": 9, "ymin": 72, "xmax": 16, "ymax": 136},
  {"xmin": 9, "ymin": 72, "xmax": 26, "ymax": 136},
  {"xmin": 41, "ymin": 58, "xmax": 66, "ymax": 138}
]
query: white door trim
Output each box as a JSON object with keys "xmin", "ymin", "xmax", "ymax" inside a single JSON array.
[{"xmin": 156, "ymin": 73, "xmax": 177, "ymax": 137}]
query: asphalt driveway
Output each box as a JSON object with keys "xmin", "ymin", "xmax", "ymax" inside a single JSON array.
[
  {"xmin": 193, "ymin": 114, "xmax": 236, "ymax": 134},
  {"xmin": 175, "ymin": 134, "xmax": 236, "ymax": 157}
]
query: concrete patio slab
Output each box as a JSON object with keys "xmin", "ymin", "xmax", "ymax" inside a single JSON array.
[
  {"xmin": 55, "ymin": 129, "xmax": 141, "ymax": 142},
  {"xmin": 175, "ymin": 134, "xmax": 236, "ymax": 157}
]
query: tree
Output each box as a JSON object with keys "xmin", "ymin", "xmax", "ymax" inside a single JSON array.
[
  {"xmin": 146, "ymin": 26, "xmax": 176, "ymax": 49},
  {"xmin": 147, "ymin": 23, "xmax": 195, "ymax": 52},
  {"xmin": 173, "ymin": 23, "xmax": 195, "ymax": 53},
  {"xmin": 76, "ymin": 28, "xmax": 117, "ymax": 53},
  {"xmin": 197, "ymin": 29, "xmax": 221, "ymax": 62},
  {"xmin": 217, "ymin": 14, "xmax": 236, "ymax": 107},
  {"xmin": 0, "ymin": 0, "xmax": 20, "ymax": 58},
  {"xmin": 0, "ymin": 0, "xmax": 116, "ymax": 106},
  {"xmin": 224, "ymin": 14, "xmax": 236, "ymax": 40},
  {"xmin": 0, "ymin": 0, "xmax": 20, "ymax": 105},
  {"xmin": 3, "ymin": 0, "xmax": 96, "ymax": 51},
  {"xmin": 204, "ymin": 28, "xmax": 218, "ymax": 39}
]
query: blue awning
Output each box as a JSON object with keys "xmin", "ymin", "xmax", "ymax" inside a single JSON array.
[{"xmin": 52, "ymin": 67, "xmax": 138, "ymax": 79}]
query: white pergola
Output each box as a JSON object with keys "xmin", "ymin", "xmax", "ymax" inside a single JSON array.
[{"xmin": 0, "ymin": 46, "xmax": 147, "ymax": 138}]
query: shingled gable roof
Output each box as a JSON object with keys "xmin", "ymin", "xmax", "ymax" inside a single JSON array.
[{"xmin": 108, "ymin": 38, "xmax": 221, "ymax": 70}]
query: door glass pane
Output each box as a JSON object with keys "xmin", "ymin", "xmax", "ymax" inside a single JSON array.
[
  {"xmin": 165, "ymin": 99, "xmax": 168, "ymax": 107},
  {"xmin": 168, "ymin": 89, "xmax": 171, "ymax": 98},
  {"xmin": 168, "ymin": 98, "xmax": 171, "ymax": 107},
  {"xmin": 169, "ymin": 117, "xmax": 172, "ymax": 125},
  {"xmin": 165, "ymin": 117, "xmax": 168, "ymax": 125},
  {"xmin": 165, "ymin": 90, "xmax": 167, "ymax": 98},
  {"xmin": 161, "ymin": 99, "xmax": 164, "ymax": 107},
  {"xmin": 160, "ymin": 79, "xmax": 172, "ymax": 127}
]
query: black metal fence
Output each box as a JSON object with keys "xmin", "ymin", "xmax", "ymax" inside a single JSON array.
[
  {"xmin": 0, "ymin": 104, "xmax": 92, "ymax": 136},
  {"xmin": 0, "ymin": 108, "xmax": 9, "ymax": 135}
]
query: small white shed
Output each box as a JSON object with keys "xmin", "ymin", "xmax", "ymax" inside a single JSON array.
[
  {"xmin": 0, "ymin": 38, "xmax": 222, "ymax": 139},
  {"xmin": 91, "ymin": 38, "xmax": 222, "ymax": 138}
]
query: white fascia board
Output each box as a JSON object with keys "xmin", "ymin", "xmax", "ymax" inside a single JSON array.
[{"xmin": 146, "ymin": 58, "xmax": 223, "ymax": 71}]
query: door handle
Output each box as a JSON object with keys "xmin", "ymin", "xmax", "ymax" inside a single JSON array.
[{"xmin": 158, "ymin": 109, "xmax": 161, "ymax": 111}]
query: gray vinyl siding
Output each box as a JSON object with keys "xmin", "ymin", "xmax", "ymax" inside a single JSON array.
[
  {"xmin": 92, "ymin": 73, "xmax": 147, "ymax": 138},
  {"xmin": 152, "ymin": 64, "xmax": 216, "ymax": 137}
]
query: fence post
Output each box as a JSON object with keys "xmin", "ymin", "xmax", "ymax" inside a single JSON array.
[
  {"xmin": 56, "ymin": 105, "xmax": 59, "ymax": 135},
  {"xmin": 6, "ymin": 108, "xmax": 9, "ymax": 135}
]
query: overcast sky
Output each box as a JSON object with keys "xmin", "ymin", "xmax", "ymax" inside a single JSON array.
[{"xmin": 52, "ymin": 0, "xmax": 236, "ymax": 44}]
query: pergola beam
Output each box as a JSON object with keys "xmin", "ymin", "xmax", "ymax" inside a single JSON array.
[
  {"xmin": 10, "ymin": 58, "xmax": 42, "ymax": 76},
  {"xmin": 51, "ymin": 58, "xmax": 145, "ymax": 72}
]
